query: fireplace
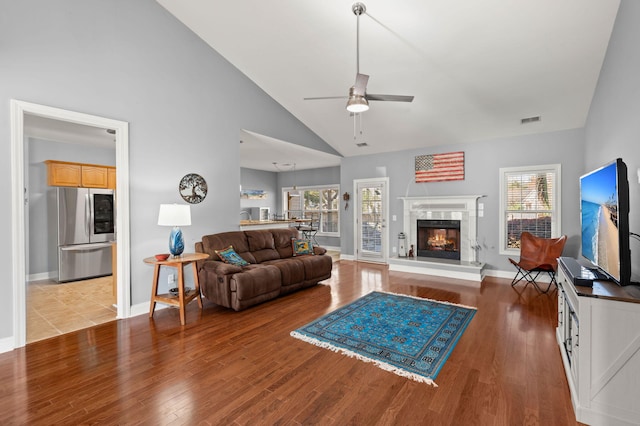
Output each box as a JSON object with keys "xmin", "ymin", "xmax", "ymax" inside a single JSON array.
[{"xmin": 417, "ymin": 219, "xmax": 461, "ymax": 260}]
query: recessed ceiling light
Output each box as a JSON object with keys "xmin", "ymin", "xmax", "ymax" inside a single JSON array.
[{"xmin": 521, "ymin": 116, "xmax": 541, "ymax": 124}]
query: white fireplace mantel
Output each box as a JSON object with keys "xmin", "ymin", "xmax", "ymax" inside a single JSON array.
[{"xmin": 399, "ymin": 195, "xmax": 485, "ymax": 264}]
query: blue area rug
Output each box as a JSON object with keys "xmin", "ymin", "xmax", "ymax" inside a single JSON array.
[{"xmin": 291, "ymin": 291, "xmax": 476, "ymax": 386}]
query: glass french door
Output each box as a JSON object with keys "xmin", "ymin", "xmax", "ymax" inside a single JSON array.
[{"xmin": 355, "ymin": 178, "xmax": 388, "ymax": 262}]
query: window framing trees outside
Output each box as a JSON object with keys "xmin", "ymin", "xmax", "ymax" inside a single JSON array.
[
  {"xmin": 499, "ymin": 164, "xmax": 561, "ymax": 255},
  {"xmin": 283, "ymin": 184, "xmax": 340, "ymax": 237}
]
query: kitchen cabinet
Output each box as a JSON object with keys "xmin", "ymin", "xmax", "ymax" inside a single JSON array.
[
  {"xmin": 45, "ymin": 160, "xmax": 81, "ymax": 187},
  {"xmin": 107, "ymin": 167, "xmax": 116, "ymax": 189},
  {"xmin": 81, "ymin": 165, "xmax": 108, "ymax": 188},
  {"xmin": 45, "ymin": 160, "xmax": 115, "ymax": 189}
]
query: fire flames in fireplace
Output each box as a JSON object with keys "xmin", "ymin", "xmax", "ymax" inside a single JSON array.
[
  {"xmin": 427, "ymin": 230, "xmax": 457, "ymax": 251},
  {"xmin": 417, "ymin": 219, "xmax": 461, "ymax": 260}
]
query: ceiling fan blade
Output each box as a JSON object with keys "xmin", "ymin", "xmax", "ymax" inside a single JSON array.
[
  {"xmin": 304, "ymin": 96, "xmax": 349, "ymax": 100},
  {"xmin": 353, "ymin": 73, "xmax": 369, "ymax": 96},
  {"xmin": 365, "ymin": 94, "xmax": 414, "ymax": 102}
]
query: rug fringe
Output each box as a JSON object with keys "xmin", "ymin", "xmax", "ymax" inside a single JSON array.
[
  {"xmin": 376, "ymin": 290, "xmax": 478, "ymax": 311},
  {"xmin": 290, "ymin": 331, "xmax": 438, "ymax": 387}
]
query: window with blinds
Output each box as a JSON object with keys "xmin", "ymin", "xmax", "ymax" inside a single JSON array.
[{"xmin": 499, "ymin": 164, "xmax": 561, "ymax": 253}]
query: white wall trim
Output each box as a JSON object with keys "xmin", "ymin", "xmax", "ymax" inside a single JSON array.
[
  {"xmin": 483, "ymin": 268, "xmax": 554, "ymax": 283},
  {"xmin": 0, "ymin": 337, "xmax": 14, "ymax": 354},
  {"xmin": 10, "ymin": 100, "xmax": 131, "ymax": 350},
  {"xmin": 130, "ymin": 301, "xmax": 168, "ymax": 318},
  {"xmin": 27, "ymin": 272, "xmax": 56, "ymax": 282}
]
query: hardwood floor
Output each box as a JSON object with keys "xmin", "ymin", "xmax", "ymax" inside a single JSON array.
[{"xmin": 0, "ymin": 261, "xmax": 578, "ymax": 425}]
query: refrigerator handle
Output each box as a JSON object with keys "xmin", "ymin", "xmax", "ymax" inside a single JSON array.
[{"xmin": 85, "ymin": 193, "xmax": 91, "ymax": 237}]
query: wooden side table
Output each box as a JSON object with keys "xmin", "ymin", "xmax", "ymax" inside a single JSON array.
[{"xmin": 143, "ymin": 253, "xmax": 209, "ymax": 325}]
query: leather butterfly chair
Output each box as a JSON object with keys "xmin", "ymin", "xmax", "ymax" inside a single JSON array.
[{"xmin": 509, "ymin": 232, "xmax": 568, "ymax": 293}]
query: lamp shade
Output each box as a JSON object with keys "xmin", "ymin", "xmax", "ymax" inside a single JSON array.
[
  {"xmin": 158, "ymin": 204, "xmax": 191, "ymax": 227},
  {"xmin": 346, "ymin": 95, "xmax": 369, "ymax": 113}
]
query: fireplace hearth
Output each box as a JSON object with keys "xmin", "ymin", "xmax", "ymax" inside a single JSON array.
[{"xmin": 417, "ymin": 219, "xmax": 461, "ymax": 260}]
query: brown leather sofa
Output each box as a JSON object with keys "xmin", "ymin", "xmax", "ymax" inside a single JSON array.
[{"xmin": 195, "ymin": 228, "xmax": 332, "ymax": 311}]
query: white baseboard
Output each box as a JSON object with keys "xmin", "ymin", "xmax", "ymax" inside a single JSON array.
[
  {"xmin": 483, "ymin": 268, "xmax": 553, "ymax": 283},
  {"xmin": 0, "ymin": 336, "xmax": 15, "ymax": 354},
  {"xmin": 27, "ymin": 271, "xmax": 56, "ymax": 282},
  {"xmin": 129, "ymin": 301, "xmax": 168, "ymax": 318},
  {"xmin": 340, "ymin": 254, "xmax": 355, "ymax": 261}
]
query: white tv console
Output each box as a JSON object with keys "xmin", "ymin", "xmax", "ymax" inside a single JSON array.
[{"xmin": 556, "ymin": 257, "xmax": 640, "ymax": 425}]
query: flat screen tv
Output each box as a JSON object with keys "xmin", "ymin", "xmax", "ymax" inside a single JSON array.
[{"xmin": 580, "ymin": 158, "xmax": 631, "ymax": 285}]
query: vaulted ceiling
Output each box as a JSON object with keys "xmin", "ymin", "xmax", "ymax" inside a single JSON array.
[{"xmin": 157, "ymin": 0, "xmax": 620, "ymax": 162}]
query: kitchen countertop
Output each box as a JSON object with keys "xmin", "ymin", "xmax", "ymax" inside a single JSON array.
[{"xmin": 240, "ymin": 219, "xmax": 299, "ymax": 226}]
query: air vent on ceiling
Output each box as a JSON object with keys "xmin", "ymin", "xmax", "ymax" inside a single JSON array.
[
  {"xmin": 521, "ymin": 115, "xmax": 541, "ymax": 124},
  {"xmin": 356, "ymin": 142, "xmax": 368, "ymax": 147}
]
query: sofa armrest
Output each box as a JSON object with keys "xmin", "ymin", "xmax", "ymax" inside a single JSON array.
[
  {"xmin": 202, "ymin": 260, "xmax": 243, "ymax": 275},
  {"xmin": 313, "ymin": 246, "xmax": 327, "ymax": 255}
]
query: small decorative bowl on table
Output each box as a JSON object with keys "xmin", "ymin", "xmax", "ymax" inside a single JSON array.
[
  {"xmin": 169, "ymin": 287, "xmax": 192, "ymax": 297},
  {"xmin": 155, "ymin": 253, "xmax": 170, "ymax": 261}
]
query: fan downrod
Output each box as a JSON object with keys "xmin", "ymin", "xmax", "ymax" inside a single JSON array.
[{"xmin": 352, "ymin": 2, "xmax": 366, "ymax": 16}]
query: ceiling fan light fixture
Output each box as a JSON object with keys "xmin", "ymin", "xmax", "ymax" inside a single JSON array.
[{"xmin": 346, "ymin": 95, "xmax": 369, "ymax": 113}]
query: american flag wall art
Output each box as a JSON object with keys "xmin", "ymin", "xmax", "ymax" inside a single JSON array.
[{"xmin": 415, "ymin": 151, "xmax": 465, "ymax": 183}]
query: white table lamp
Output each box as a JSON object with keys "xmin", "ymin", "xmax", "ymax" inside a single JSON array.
[{"xmin": 158, "ymin": 204, "xmax": 191, "ymax": 256}]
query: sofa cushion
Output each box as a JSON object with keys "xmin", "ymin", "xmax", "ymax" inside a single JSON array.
[
  {"xmin": 295, "ymin": 254, "xmax": 333, "ymax": 282},
  {"xmin": 263, "ymin": 258, "xmax": 305, "ymax": 287},
  {"xmin": 246, "ymin": 230, "xmax": 280, "ymax": 263},
  {"xmin": 230, "ymin": 264, "xmax": 281, "ymax": 301},
  {"xmin": 272, "ymin": 228, "xmax": 298, "ymax": 258},
  {"xmin": 202, "ymin": 232, "xmax": 256, "ymax": 264},
  {"xmin": 215, "ymin": 245, "xmax": 250, "ymax": 266}
]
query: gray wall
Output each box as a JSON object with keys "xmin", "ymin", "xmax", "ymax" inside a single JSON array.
[
  {"xmin": 0, "ymin": 0, "xmax": 337, "ymax": 341},
  {"xmin": 240, "ymin": 168, "xmax": 278, "ymax": 218},
  {"xmin": 584, "ymin": 0, "xmax": 640, "ymax": 280},
  {"xmin": 27, "ymin": 138, "xmax": 116, "ymax": 277},
  {"xmin": 340, "ymin": 128, "xmax": 585, "ymax": 272}
]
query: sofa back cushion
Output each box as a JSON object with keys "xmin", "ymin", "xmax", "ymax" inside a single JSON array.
[
  {"xmin": 202, "ymin": 231, "xmax": 256, "ymax": 264},
  {"xmin": 271, "ymin": 228, "xmax": 298, "ymax": 258},
  {"xmin": 246, "ymin": 230, "xmax": 280, "ymax": 263}
]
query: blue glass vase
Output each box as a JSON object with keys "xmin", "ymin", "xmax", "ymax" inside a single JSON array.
[{"xmin": 169, "ymin": 226, "xmax": 184, "ymax": 256}]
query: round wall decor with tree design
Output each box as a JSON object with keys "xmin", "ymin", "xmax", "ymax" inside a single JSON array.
[{"xmin": 179, "ymin": 173, "xmax": 208, "ymax": 204}]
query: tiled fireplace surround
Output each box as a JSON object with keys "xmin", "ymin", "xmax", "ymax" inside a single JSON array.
[{"xmin": 388, "ymin": 195, "xmax": 486, "ymax": 284}]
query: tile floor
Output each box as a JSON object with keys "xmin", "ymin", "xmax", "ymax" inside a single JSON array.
[{"xmin": 27, "ymin": 276, "xmax": 117, "ymax": 344}]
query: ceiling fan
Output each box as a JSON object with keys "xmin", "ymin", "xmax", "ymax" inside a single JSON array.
[{"xmin": 304, "ymin": 2, "xmax": 414, "ymax": 113}]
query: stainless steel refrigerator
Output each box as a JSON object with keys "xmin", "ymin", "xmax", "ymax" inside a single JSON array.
[{"xmin": 56, "ymin": 187, "xmax": 115, "ymax": 282}]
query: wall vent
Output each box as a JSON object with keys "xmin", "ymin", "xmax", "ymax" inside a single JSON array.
[
  {"xmin": 521, "ymin": 115, "xmax": 541, "ymax": 124},
  {"xmin": 356, "ymin": 142, "xmax": 368, "ymax": 147}
]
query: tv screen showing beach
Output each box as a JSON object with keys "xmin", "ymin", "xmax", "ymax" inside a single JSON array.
[{"xmin": 580, "ymin": 162, "xmax": 620, "ymax": 280}]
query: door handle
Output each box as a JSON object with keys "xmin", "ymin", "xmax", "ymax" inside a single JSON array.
[{"xmin": 85, "ymin": 194, "xmax": 91, "ymax": 236}]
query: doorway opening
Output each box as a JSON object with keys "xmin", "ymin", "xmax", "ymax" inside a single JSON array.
[{"xmin": 11, "ymin": 100, "xmax": 131, "ymax": 348}]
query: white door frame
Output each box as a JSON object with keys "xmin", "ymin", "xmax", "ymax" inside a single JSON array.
[
  {"xmin": 10, "ymin": 100, "xmax": 131, "ymax": 348},
  {"xmin": 353, "ymin": 177, "xmax": 389, "ymax": 263}
]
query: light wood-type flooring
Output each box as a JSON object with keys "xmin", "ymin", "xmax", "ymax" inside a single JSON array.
[
  {"xmin": 27, "ymin": 276, "xmax": 117, "ymax": 343},
  {"xmin": 1, "ymin": 260, "xmax": 578, "ymax": 425}
]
